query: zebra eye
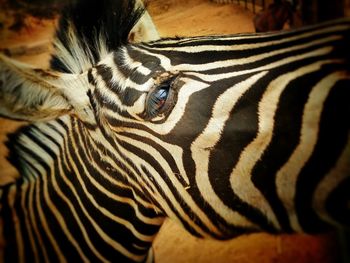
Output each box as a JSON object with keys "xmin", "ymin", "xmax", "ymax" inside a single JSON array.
[{"xmin": 145, "ymin": 76, "xmax": 176, "ymax": 120}]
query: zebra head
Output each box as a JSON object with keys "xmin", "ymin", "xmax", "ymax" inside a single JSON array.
[{"xmin": 1, "ymin": 0, "xmax": 350, "ymax": 262}]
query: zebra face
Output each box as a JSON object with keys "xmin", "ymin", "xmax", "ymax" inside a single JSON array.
[{"xmin": 81, "ymin": 21, "xmax": 350, "ymax": 236}]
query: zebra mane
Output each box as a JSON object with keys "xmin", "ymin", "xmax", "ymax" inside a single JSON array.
[{"xmin": 50, "ymin": 0, "xmax": 145, "ymax": 73}]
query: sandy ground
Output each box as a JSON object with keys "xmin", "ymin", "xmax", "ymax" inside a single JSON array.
[{"xmin": 0, "ymin": 0, "xmax": 341, "ymax": 262}]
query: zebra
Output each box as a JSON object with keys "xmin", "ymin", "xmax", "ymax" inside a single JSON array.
[{"xmin": 0, "ymin": 0, "xmax": 349, "ymax": 261}]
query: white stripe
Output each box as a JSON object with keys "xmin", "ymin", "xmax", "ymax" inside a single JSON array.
[
  {"xmin": 67, "ymin": 128, "xmax": 156, "ymax": 243},
  {"xmin": 170, "ymin": 36, "xmax": 341, "ymax": 72},
  {"xmin": 147, "ymin": 19, "xmax": 349, "ymax": 47},
  {"xmin": 192, "ymin": 72, "xmax": 267, "ymax": 229},
  {"xmin": 185, "ymin": 47, "xmax": 337, "ymax": 83},
  {"xmin": 38, "ymin": 118, "xmax": 148, "ymax": 260},
  {"xmin": 57, "ymin": 126, "xmax": 145, "ymax": 261},
  {"xmin": 85, "ymin": 125, "xmax": 159, "ymax": 210},
  {"xmin": 41, "ymin": 124, "xmax": 110, "ymax": 261},
  {"xmin": 72, "ymin": 123, "xmax": 163, "ymax": 225},
  {"xmin": 7, "ymin": 185, "xmax": 25, "ymax": 263},
  {"xmin": 130, "ymin": 45, "xmax": 172, "ymax": 69},
  {"xmin": 19, "ymin": 137, "xmax": 67, "ymax": 262},
  {"xmin": 97, "ymin": 54, "xmax": 147, "ymax": 93},
  {"xmin": 26, "ymin": 129, "xmax": 93, "ymax": 261},
  {"xmin": 149, "ymin": 25, "xmax": 349, "ymax": 53},
  {"xmin": 86, "ymin": 127, "xmax": 155, "ymax": 208},
  {"xmin": 93, "ymin": 66, "xmax": 151, "ymax": 119},
  {"xmin": 230, "ymin": 62, "xmax": 335, "ymax": 231},
  {"xmin": 276, "ymin": 71, "xmax": 345, "ymax": 231},
  {"xmin": 111, "ymin": 128, "xmax": 189, "ymax": 185},
  {"xmin": 119, "ymin": 135, "xmax": 223, "ymax": 237},
  {"xmin": 313, "ymin": 132, "xmax": 350, "ymax": 226},
  {"xmin": 121, "ymin": 47, "xmax": 152, "ymax": 76},
  {"xmin": 18, "ymin": 161, "xmax": 48, "ymax": 262},
  {"xmin": 116, "ymin": 133, "xmax": 222, "ymax": 236},
  {"xmin": 37, "ymin": 131, "xmax": 107, "ymax": 262}
]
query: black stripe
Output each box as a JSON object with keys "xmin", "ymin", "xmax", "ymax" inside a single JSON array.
[
  {"xmin": 198, "ymin": 41, "xmax": 343, "ymax": 76},
  {"xmin": 95, "ymin": 64, "xmax": 123, "ymax": 94},
  {"xmin": 296, "ymin": 78, "xmax": 350, "ymax": 232},
  {"xmin": 146, "ymin": 19, "xmax": 350, "ymax": 48},
  {"xmin": 113, "ymin": 50, "xmax": 153, "ymax": 85},
  {"xmin": 251, "ymin": 64, "xmax": 338, "ymax": 232},
  {"xmin": 119, "ymin": 132, "xmax": 187, "ymax": 187},
  {"xmin": 57, "ymin": 131, "xmax": 128, "ymax": 260},
  {"xmin": 23, "ymin": 129, "xmax": 89, "ymax": 261},
  {"xmin": 326, "ymin": 176, "xmax": 350, "ymax": 226},
  {"xmin": 72, "ymin": 122, "xmax": 160, "ymax": 236},
  {"xmin": 126, "ymin": 45, "xmax": 163, "ymax": 71},
  {"xmin": 2, "ymin": 185, "xmax": 20, "ymax": 262},
  {"xmin": 66, "ymin": 119, "xmax": 155, "ymax": 255},
  {"xmin": 140, "ymin": 29, "xmax": 346, "ymax": 66},
  {"xmin": 10, "ymin": 118, "xmax": 153, "ymax": 261},
  {"xmin": 208, "ymin": 73, "xmax": 276, "ymax": 232},
  {"xmin": 117, "ymin": 137, "xmax": 219, "ymax": 237},
  {"xmin": 186, "ymin": 147, "xmax": 254, "ymax": 238},
  {"xmin": 13, "ymin": 144, "xmax": 65, "ymax": 262},
  {"xmin": 95, "ymin": 64, "xmax": 144, "ymax": 108}
]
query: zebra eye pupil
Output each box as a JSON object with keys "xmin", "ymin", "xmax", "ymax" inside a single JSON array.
[
  {"xmin": 155, "ymin": 87, "xmax": 169, "ymax": 108},
  {"xmin": 141, "ymin": 74, "xmax": 179, "ymax": 121},
  {"xmin": 146, "ymin": 84, "xmax": 170, "ymax": 118},
  {"xmin": 145, "ymin": 75, "xmax": 178, "ymax": 120}
]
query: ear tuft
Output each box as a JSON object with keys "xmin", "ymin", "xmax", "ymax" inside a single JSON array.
[{"xmin": 50, "ymin": 0, "xmax": 145, "ymax": 74}]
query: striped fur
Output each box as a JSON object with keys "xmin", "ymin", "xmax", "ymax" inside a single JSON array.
[
  {"xmin": 0, "ymin": 0, "xmax": 349, "ymax": 261},
  {"xmin": 87, "ymin": 18, "xmax": 350, "ymax": 235}
]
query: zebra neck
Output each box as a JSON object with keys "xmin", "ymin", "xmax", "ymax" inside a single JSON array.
[{"xmin": 3, "ymin": 115, "xmax": 165, "ymax": 262}]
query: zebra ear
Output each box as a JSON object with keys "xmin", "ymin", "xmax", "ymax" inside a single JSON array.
[
  {"xmin": 129, "ymin": 0, "xmax": 160, "ymax": 42},
  {"xmin": 0, "ymin": 54, "xmax": 93, "ymax": 122}
]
